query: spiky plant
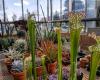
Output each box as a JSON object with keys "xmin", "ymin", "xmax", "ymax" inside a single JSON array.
[
  {"xmin": 88, "ymin": 33, "xmax": 100, "ymax": 80},
  {"xmin": 69, "ymin": 12, "xmax": 85, "ymax": 80},
  {"xmin": 27, "ymin": 17, "xmax": 37, "ymax": 80}
]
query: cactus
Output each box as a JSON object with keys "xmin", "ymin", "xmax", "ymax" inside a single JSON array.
[{"xmin": 27, "ymin": 17, "xmax": 37, "ymax": 80}]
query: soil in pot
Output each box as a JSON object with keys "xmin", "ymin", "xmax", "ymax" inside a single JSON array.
[
  {"xmin": 47, "ymin": 61, "xmax": 57, "ymax": 74},
  {"xmin": 62, "ymin": 59, "xmax": 70, "ymax": 66}
]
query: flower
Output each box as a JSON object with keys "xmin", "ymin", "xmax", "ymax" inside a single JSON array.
[{"xmin": 68, "ymin": 12, "xmax": 85, "ymax": 30}]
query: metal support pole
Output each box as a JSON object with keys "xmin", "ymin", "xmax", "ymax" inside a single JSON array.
[
  {"xmin": 50, "ymin": 0, "xmax": 53, "ymax": 21},
  {"xmin": 37, "ymin": 0, "xmax": 39, "ymax": 21},
  {"xmin": 47, "ymin": 0, "xmax": 49, "ymax": 20},
  {"xmin": 21, "ymin": 0, "xmax": 24, "ymax": 20},
  {"xmin": 84, "ymin": 0, "xmax": 87, "ymax": 32},
  {"xmin": 60, "ymin": 0, "xmax": 62, "ymax": 19},
  {"xmin": 50, "ymin": 0, "xmax": 53, "ymax": 30},
  {"xmin": 2, "ymin": 0, "xmax": 6, "ymax": 22},
  {"xmin": 68, "ymin": 0, "xmax": 73, "ymax": 12}
]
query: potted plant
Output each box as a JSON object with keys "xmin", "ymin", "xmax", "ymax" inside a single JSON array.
[
  {"xmin": 39, "ymin": 40, "xmax": 57, "ymax": 74},
  {"xmin": 3, "ymin": 47, "xmax": 18, "ymax": 72},
  {"xmin": 10, "ymin": 59, "xmax": 25, "ymax": 80},
  {"xmin": 36, "ymin": 56, "xmax": 43, "ymax": 77},
  {"xmin": 5, "ymin": 48, "xmax": 26, "ymax": 80}
]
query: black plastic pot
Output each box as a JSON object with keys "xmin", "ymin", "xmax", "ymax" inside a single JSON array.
[
  {"xmin": 77, "ymin": 68, "xmax": 83, "ymax": 80},
  {"xmin": 78, "ymin": 50, "xmax": 85, "ymax": 57},
  {"xmin": 96, "ymin": 70, "xmax": 100, "ymax": 76},
  {"xmin": 96, "ymin": 66, "xmax": 100, "ymax": 76},
  {"xmin": 62, "ymin": 59, "xmax": 70, "ymax": 66},
  {"xmin": 77, "ymin": 72, "xmax": 83, "ymax": 80},
  {"xmin": 77, "ymin": 56, "xmax": 83, "ymax": 61},
  {"xmin": 86, "ymin": 63, "xmax": 90, "ymax": 71}
]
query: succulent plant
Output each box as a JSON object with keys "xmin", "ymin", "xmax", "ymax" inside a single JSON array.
[
  {"xmin": 11, "ymin": 59, "xmax": 23, "ymax": 72},
  {"xmin": 4, "ymin": 47, "xmax": 23, "ymax": 60},
  {"xmin": 14, "ymin": 38, "xmax": 27, "ymax": 53}
]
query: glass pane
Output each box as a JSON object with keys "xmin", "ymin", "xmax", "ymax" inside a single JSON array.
[
  {"xmin": 86, "ymin": 0, "xmax": 96, "ymax": 18},
  {"xmin": 72, "ymin": 0, "xmax": 85, "ymax": 12},
  {"xmin": 5, "ymin": 0, "xmax": 22, "ymax": 21},
  {"xmin": 23, "ymin": 0, "xmax": 34, "ymax": 20},
  {"xmin": 39, "ymin": 0, "xmax": 47, "ymax": 21},
  {"xmin": 63, "ymin": 0, "xmax": 69, "ymax": 19},
  {"xmin": 0, "ymin": 0, "xmax": 3, "ymax": 21}
]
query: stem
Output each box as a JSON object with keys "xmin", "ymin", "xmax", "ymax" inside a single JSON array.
[
  {"xmin": 57, "ymin": 28, "xmax": 62, "ymax": 80},
  {"xmin": 89, "ymin": 52, "xmax": 100, "ymax": 80},
  {"xmin": 70, "ymin": 29, "xmax": 81, "ymax": 80},
  {"xmin": 41, "ymin": 55, "xmax": 47, "ymax": 80},
  {"xmin": 27, "ymin": 18, "xmax": 37, "ymax": 80}
]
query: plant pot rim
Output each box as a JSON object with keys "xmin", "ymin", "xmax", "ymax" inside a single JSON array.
[
  {"xmin": 36, "ymin": 66, "xmax": 43, "ymax": 68},
  {"xmin": 10, "ymin": 71, "xmax": 25, "ymax": 75}
]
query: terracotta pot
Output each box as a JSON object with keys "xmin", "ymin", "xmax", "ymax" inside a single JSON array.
[
  {"xmin": 85, "ymin": 55, "xmax": 91, "ymax": 61},
  {"xmin": 11, "ymin": 71, "xmax": 25, "ymax": 80},
  {"xmin": 4, "ymin": 58, "xmax": 12, "ymax": 72},
  {"xmin": 36, "ymin": 66, "xmax": 43, "ymax": 76},
  {"xmin": 4, "ymin": 58, "xmax": 12, "ymax": 64},
  {"xmin": 79, "ymin": 58, "xmax": 89, "ymax": 68},
  {"xmin": 47, "ymin": 61, "xmax": 57, "ymax": 74}
]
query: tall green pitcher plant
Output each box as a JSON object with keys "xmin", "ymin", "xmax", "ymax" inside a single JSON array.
[
  {"xmin": 89, "ymin": 33, "xmax": 100, "ymax": 80},
  {"xmin": 56, "ymin": 28, "xmax": 62, "ymax": 80},
  {"xmin": 69, "ymin": 12, "xmax": 85, "ymax": 80},
  {"xmin": 27, "ymin": 17, "xmax": 37, "ymax": 80}
]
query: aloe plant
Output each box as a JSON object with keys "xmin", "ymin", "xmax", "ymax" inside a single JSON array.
[
  {"xmin": 89, "ymin": 33, "xmax": 100, "ymax": 80},
  {"xmin": 56, "ymin": 28, "xmax": 62, "ymax": 80},
  {"xmin": 69, "ymin": 12, "xmax": 84, "ymax": 80},
  {"xmin": 27, "ymin": 17, "xmax": 37, "ymax": 80}
]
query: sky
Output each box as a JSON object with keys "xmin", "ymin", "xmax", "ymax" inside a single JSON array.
[{"xmin": 0, "ymin": 0, "xmax": 85, "ymax": 21}]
